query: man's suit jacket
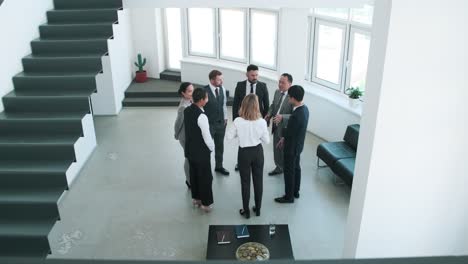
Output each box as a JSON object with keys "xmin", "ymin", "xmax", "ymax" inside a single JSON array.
[
  {"xmin": 268, "ymin": 89, "xmax": 293, "ymax": 137},
  {"xmin": 232, "ymin": 80, "xmax": 269, "ymax": 120},
  {"xmin": 284, "ymin": 105, "xmax": 309, "ymax": 156}
]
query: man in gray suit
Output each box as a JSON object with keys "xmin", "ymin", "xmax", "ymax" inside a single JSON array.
[{"xmin": 265, "ymin": 73, "xmax": 294, "ymax": 175}]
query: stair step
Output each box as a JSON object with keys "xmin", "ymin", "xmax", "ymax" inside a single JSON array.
[
  {"xmin": 0, "ymin": 112, "xmax": 85, "ymax": 137},
  {"xmin": 0, "ymin": 134, "xmax": 77, "ymax": 162},
  {"xmin": 47, "ymin": 8, "xmax": 119, "ymax": 24},
  {"xmin": 39, "ymin": 23, "xmax": 114, "ymax": 39},
  {"xmin": 3, "ymin": 91, "xmax": 91, "ymax": 114},
  {"xmin": 125, "ymin": 91, "xmax": 180, "ymax": 98},
  {"xmin": 54, "ymin": 0, "xmax": 122, "ymax": 10},
  {"xmin": 31, "ymin": 38, "xmax": 109, "ymax": 56},
  {"xmin": 13, "ymin": 72, "xmax": 97, "ymax": 93},
  {"xmin": 0, "ymin": 189, "xmax": 62, "ymax": 221},
  {"xmin": 22, "ymin": 54, "xmax": 103, "ymax": 74},
  {"xmin": 123, "ymin": 97, "xmax": 182, "ymax": 107},
  {"xmin": 160, "ymin": 70, "xmax": 182, "ymax": 82},
  {"xmin": 0, "ymin": 218, "xmax": 57, "ymax": 257}
]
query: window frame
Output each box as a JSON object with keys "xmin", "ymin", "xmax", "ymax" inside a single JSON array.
[
  {"xmin": 311, "ymin": 19, "xmax": 347, "ymax": 91},
  {"xmin": 248, "ymin": 8, "xmax": 279, "ymax": 71},
  {"xmin": 345, "ymin": 26, "xmax": 372, "ymax": 93},
  {"xmin": 218, "ymin": 8, "xmax": 248, "ymax": 63},
  {"xmin": 186, "ymin": 8, "xmax": 218, "ymax": 58},
  {"xmin": 308, "ymin": 9, "xmax": 372, "ymax": 95}
]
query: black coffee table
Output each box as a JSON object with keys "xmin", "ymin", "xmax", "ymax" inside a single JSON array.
[{"xmin": 206, "ymin": 224, "xmax": 294, "ymax": 260}]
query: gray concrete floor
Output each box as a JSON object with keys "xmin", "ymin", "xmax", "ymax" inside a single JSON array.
[{"xmin": 48, "ymin": 107, "xmax": 351, "ymax": 260}]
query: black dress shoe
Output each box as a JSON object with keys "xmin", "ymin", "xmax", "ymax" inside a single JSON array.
[
  {"xmin": 268, "ymin": 168, "xmax": 283, "ymax": 176},
  {"xmin": 252, "ymin": 206, "xmax": 261, "ymax": 216},
  {"xmin": 294, "ymin": 193, "xmax": 300, "ymax": 199},
  {"xmin": 215, "ymin": 167, "xmax": 230, "ymax": 175},
  {"xmin": 235, "ymin": 164, "xmax": 239, "ymax": 171},
  {"xmin": 239, "ymin": 209, "xmax": 250, "ymax": 219},
  {"xmin": 274, "ymin": 196, "xmax": 294, "ymax": 203},
  {"xmin": 185, "ymin": 181, "xmax": 191, "ymax": 189}
]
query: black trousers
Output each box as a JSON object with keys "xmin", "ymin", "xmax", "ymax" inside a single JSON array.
[
  {"xmin": 189, "ymin": 159, "xmax": 213, "ymax": 206},
  {"xmin": 283, "ymin": 153, "xmax": 301, "ymax": 200},
  {"xmin": 210, "ymin": 122, "xmax": 226, "ymax": 168},
  {"xmin": 238, "ymin": 144, "xmax": 264, "ymax": 211}
]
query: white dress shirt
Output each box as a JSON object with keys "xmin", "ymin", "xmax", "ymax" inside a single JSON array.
[
  {"xmin": 245, "ymin": 80, "xmax": 257, "ymax": 97},
  {"xmin": 208, "ymin": 83, "xmax": 228, "ymax": 120},
  {"xmin": 226, "ymin": 117, "xmax": 270, "ymax": 148},
  {"xmin": 197, "ymin": 108, "xmax": 215, "ymax": 152},
  {"xmin": 277, "ymin": 91, "xmax": 288, "ymax": 115}
]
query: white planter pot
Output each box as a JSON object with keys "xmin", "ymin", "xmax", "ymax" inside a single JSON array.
[{"xmin": 349, "ymin": 98, "xmax": 360, "ymax": 108}]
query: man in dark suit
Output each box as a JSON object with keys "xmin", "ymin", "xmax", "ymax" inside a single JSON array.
[
  {"xmin": 265, "ymin": 73, "xmax": 294, "ymax": 176},
  {"xmin": 274, "ymin": 85, "xmax": 309, "ymax": 203},
  {"xmin": 203, "ymin": 70, "xmax": 230, "ymax": 175},
  {"xmin": 232, "ymin": 64, "xmax": 269, "ymax": 171}
]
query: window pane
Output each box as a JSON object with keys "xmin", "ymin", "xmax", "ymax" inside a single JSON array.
[
  {"xmin": 220, "ymin": 9, "xmax": 246, "ymax": 60},
  {"xmin": 188, "ymin": 8, "xmax": 215, "ymax": 56},
  {"xmin": 315, "ymin": 24, "xmax": 344, "ymax": 85},
  {"xmin": 350, "ymin": 32, "xmax": 371, "ymax": 91},
  {"xmin": 250, "ymin": 11, "xmax": 277, "ymax": 68},
  {"xmin": 314, "ymin": 8, "xmax": 349, "ymax": 20},
  {"xmin": 351, "ymin": 4, "xmax": 374, "ymax": 25},
  {"xmin": 165, "ymin": 8, "xmax": 182, "ymax": 69}
]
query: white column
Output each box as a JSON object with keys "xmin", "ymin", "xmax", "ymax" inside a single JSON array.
[{"xmin": 344, "ymin": 0, "xmax": 468, "ymax": 258}]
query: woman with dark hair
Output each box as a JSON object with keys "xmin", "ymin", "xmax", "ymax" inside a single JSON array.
[
  {"xmin": 227, "ymin": 94, "xmax": 270, "ymax": 218},
  {"xmin": 174, "ymin": 82, "xmax": 194, "ymax": 189}
]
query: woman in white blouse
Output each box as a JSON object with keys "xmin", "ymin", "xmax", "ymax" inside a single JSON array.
[
  {"xmin": 227, "ymin": 94, "xmax": 270, "ymax": 219},
  {"xmin": 173, "ymin": 82, "xmax": 194, "ymax": 189}
]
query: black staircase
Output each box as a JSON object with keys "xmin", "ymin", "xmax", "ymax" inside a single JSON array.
[
  {"xmin": 123, "ymin": 71, "xmax": 234, "ymax": 107},
  {"xmin": 0, "ymin": 0, "xmax": 122, "ymax": 257}
]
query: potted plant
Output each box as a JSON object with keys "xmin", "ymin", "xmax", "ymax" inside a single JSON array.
[
  {"xmin": 134, "ymin": 53, "xmax": 147, "ymax": 83},
  {"xmin": 345, "ymin": 86, "xmax": 363, "ymax": 107}
]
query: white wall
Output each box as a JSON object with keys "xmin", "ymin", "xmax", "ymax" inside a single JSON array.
[
  {"xmin": 0, "ymin": 0, "xmax": 53, "ymax": 111},
  {"xmin": 91, "ymin": 9, "xmax": 134, "ymax": 115},
  {"xmin": 130, "ymin": 8, "xmax": 163, "ymax": 78},
  {"xmin": 344, "ymin": 0, "xmax": 468, "ymax": 258}
]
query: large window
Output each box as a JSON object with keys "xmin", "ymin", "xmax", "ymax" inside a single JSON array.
[
  {"xmin": 250, "ymin": 10, "xmax": 278, "ymax": 69},
  {"xmin": 308, "ymin": 2, "xmax": 374, "ymax": 94},
  {"xmin": 185, "ymin": 8, "xmax": 278, "ymax": 70},
  {"xmin": 187, "ymin": 8, "xmax": 216, "ymax": 57},
  {"xmin": 219, "ymin": 9, "xmax": 247, "ymax": 62},
  {"xmin": 164, "ymin": 8, "xmax": 183, "ymax": 70}
]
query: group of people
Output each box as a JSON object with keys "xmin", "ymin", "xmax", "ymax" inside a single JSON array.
[{"xmin": 173, "ymin": 65, "xmax": 309, "ymax": 217}]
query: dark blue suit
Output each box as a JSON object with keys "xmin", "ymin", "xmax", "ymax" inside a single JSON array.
[{"xmin": 283, "ymin": 105, "xmax": 309, "ymax": 200}]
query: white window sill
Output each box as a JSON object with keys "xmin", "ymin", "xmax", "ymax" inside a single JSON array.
[
  {"xmin": 303, "ymin": 81, "xmax": 363, "ymax": 117},
  {"xmin": 181, "ymin": 56, "xmax": 279, "ymax": 82}
]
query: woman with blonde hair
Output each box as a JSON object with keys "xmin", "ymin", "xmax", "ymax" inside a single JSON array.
[{"xmin": 227, "ymin": 94, "xmax": 270, "ymax": 218}]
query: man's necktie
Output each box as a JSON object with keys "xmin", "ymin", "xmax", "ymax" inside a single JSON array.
[
  {"xmin": 215, "ymin": 87, "xmax": 219, "ymax": 98},
  {"xmin": 250, "ymin": 83, "xmax": 254, "ymax": 94},
  {"xmin": 272, "ymin": 92, "xmax": 286, "ymax": 134}
]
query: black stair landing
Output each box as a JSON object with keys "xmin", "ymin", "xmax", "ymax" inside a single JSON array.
[
  {"xmin": 0, "ymin": 0, "xmax": 123, "ymax": 258},
  {"xmin": 123, "ymin": 78, "xmax": 234, "ymax": 107}
]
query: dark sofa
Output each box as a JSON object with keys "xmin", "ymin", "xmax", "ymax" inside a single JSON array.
[{"xmin": 316, "ymin": 124, "xmax": 360, "ymax": 186}]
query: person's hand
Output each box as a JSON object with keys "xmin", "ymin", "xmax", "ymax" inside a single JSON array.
[
  {"xmin": 276, "ymin": 137, "xmax": 285, "ymax": 150},
  {"xmin": 264, "ymin": 114, "xmax": 271, "ymax": 122},
  {"xmin": 273, "ymin": 114, "xmax": 283, "ymax": 125}
]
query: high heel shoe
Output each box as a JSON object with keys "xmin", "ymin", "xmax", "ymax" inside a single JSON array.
[
  {"xmin": 239, "ymin": 209, "xmax": 250, "ymax": 219},
  {"xmin": 252, "ymin": 206, "xmax": 261, "ymax": 216},
  {"xmin": 192, "ymin": 199, "xmax": 201, "ymax": 207},
  {"xmin": 201, "ymin": 204, "xmax": 213, "ymax": 213}
]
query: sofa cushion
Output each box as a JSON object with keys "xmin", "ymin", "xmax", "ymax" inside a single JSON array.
[
  {"xmin": 331, "ymin": 158, "xmax": 355, "ymax": 186},
  {"xmin": 343, "ymin": 124, "xmax": 360, "ymax": 151},
  {"xmin": 317, "ymin": 141, "xmax": 356, "ymax": 166}
]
